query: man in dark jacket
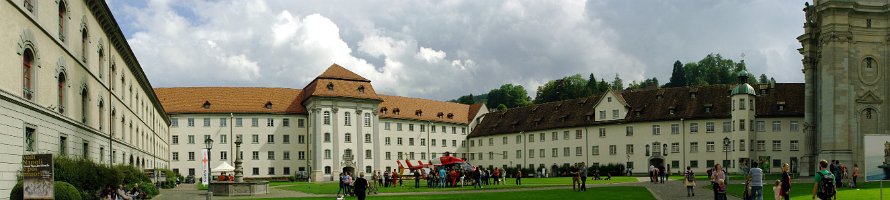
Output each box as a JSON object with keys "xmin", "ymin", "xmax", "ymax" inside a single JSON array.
[
  {"xmin": 354, "ymin": 172, "xmax": 369, "ymax": 200},
  {"xmin": 413, "ymin": 169, "xmax": 421, "ymax": 188}
]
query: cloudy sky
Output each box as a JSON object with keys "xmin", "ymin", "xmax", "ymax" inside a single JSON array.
[{"xmin": 108, "ymin": 0, "xmax": 808, "ymax": 101}]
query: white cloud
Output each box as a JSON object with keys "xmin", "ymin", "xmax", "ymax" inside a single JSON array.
[{"xmin": 112, "ymin": 0, "xmax": 806, "ymax": 100}]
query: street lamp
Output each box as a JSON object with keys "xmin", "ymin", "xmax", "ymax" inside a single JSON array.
[
  {"xmin": 723, "ymin": 137, "xmax": 730, "ymax": 168},
  {"xmin": 205, "ymin": 138, "xmax": 214, "ymax": 200}
]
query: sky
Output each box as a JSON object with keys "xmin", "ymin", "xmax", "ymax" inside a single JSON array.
[{"xmin": 107, "ymin": 0, "xmax": 809, "ymax": 101}]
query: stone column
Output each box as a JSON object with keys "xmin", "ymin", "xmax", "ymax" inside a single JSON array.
[
  {"xmin": 311, "ymin": 108, "xmax": 324, "ymax": 182},
  {"xmin": 356, "ymin": 109, "xmax": 364, "ymax": 177},
  {"xmin": 234, "ymin": 136, "xmax": 244, "ymax": 182},
  {"xmin": 332, "ymin": 107, "xmax": 341, "ymax": 180}
]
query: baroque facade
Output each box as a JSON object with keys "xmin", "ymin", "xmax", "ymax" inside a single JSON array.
[
  {"xmin": 157, "ymin": 65, "xmax": 488, "ymax": 181},
  {"xmin": 467, "ymin": 72, "xmax": 812, "ymax": 176},
  {"xmin": 1, "ymin": 0, "xmax": 171, "ymax": 197},
  {"xmin": 799, "ymin": 0, "xmax": 890, "ymax": 175}
]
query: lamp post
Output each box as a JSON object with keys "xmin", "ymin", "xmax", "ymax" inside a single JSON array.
[
  {"xmin": 205, "ymin": 138, "xmax": 214, "ymax": 200},
  {"xmin": 723, "ymin": 137, "xmax": 730, "ymax": 168}
]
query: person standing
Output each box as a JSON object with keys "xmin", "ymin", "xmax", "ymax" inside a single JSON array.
[
  {"xmin": 812, "ymin": 160, "xmax": 837, "ymax": 200},
  {"xmin": 515, "ymin": 167, "xmax": 523, "ymax": 185},
  {"xmin": 337, "ymin": 173, "xmax": 347, "ymax": 197},
  {"xmin": 354, "ymin": 172, "xmax": 369, "ymax": 200},
  {"xmin": 580, "ymin": 162, "xmax": 588, "ymax": 192},
  {"xmin": 711, "ymin": 164, "xmax": 727, "ymax": 200},
  {"xmin": 413, "ymin": 169, "xmax": 421, "ymax": 188},
  {"xmin": 851, "ymin": 164, "xmax": 860, "ymax": 188},
  {"xmin": 439, "ymin": 167, "xmax": 447, "ymax": 188},
  {"xmin": 474, "ymin": 167, "xmax": 483, "ymax": 188},
  {"xmin": 383, "ymin": 170, "xmax": 391, "ymax": 188},
  {"xmin": 780, "ymin": 163, "xmax": 791, "ymax": 200},
  {"xmin": 748, "ymin": 162, "xmax": 764, "ymax": 200},
  {"xmin": 392, "ymin": 169, "xmax": 399, "ymax": 187},
  {"xmin": 493, "ymin": 167, "xmax": 500, "ymax": 185},
  {"xmin": 685, "ymin": 167, "xmax": 696, "ymax": 197},
  {"xmin": 649, "ymin": 165, "xmax": 656, "ymax": 183},
  {"xmin": 571, "ymin": 164, "xmax": 580, "ymax": 191}
]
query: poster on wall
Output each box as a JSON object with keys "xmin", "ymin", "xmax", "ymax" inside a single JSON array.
[
  {"xmin": 202, "ymin": 149, "xmax": 209, "ymax": 185},
  {"xmin": 23, "ymin": 154, "xmax": 53, "ymax": 200},
  {"xmin": 864, "ymin": 135, "xmax": 890, "ymax": 182}
]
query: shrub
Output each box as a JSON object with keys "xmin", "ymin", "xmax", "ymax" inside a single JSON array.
[
  {"xmin": 10, "ymin": 182, "xmax": 22, "ymax": 200},
  {"xmin": 54, "ymin": 181, "xmax": 82, "ymax": 200},
  {"xmin": 157, "ymin": 168, "xmax": 177, "ymax": 189},
  {"xmin": 137, "ymin": 182, "xmax": 159, "ymax": 198}
]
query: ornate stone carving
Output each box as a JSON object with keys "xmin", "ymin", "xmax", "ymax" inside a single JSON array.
[
  {"xmin": 820, "ymin": 31, "xmax": 853, "ymax": 43},
  {"xmin": 856, "ymin": 90, "xmax": 883, "ymax": 104}
]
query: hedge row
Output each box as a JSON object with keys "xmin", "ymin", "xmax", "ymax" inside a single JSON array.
[
  {"xmin": 10, "ymin": 181, "xmax": 81, "ymax": 200},
  {"xmin": 52, "ymin": 156, "xmax": 159, "ymax": 199}
]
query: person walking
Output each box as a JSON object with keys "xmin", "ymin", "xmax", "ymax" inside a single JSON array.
[
  {"xmin": 413, "ymin": 169, "xmax": 421, "ymax": 188},
  {"xmin": 580, "ymin": 162, "xmax": 588, "ymax": 191},
  {"xmin": 474, "ymin": 167, "xmax": 483, "ymax": 189},
  {"xmin": 515, "ymin": 167, "xmax": 523, "ymax": 185},
  {"xmin": 780, "ymin": 163, "xmax": 791, "ymax": 200},
  {"xmin": 685, "ymin": 167, "xmax": 696, "ymax": 197},
  {"xmin": 748, "ymin": 162, "xmax": 764, "ymax": 200},
  {"xmin": 711, "ymin": 164, "xmax": 727, "ymax": 200},
  {"xmin": 346, "ymin": 172, "xmax": 354, "ymax": 196},
  {"xmin": 337, "ymin": 172, "xmax": 347, "ymax": 197},
  {"xmin": 649, "ymin": 165, "xmax": 656, "ymax": 183},
  {"xmin": 354, "ymin": 172, "xmax": 369, "ymax": 200},
  {"xmin": 812, "ymin": 160, "xmax": 837, "ymax": 200},
  {"xmin": 851, "ymin": 164, "xmax": 859, "ymax": 188}
]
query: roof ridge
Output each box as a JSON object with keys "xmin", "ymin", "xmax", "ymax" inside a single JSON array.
[{"xmin": 316, "ymin": 63, "xmax": 371, "ymax": 82}]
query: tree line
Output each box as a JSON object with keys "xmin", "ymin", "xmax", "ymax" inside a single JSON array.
[{"xmin": 450, "ymin": 54, "xmax": 774, "ymax": 110}]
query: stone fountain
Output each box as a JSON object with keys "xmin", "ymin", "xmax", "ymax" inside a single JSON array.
[{"xmin": 209, "ymin": 136, "xmax": 269, "ymax": 196}]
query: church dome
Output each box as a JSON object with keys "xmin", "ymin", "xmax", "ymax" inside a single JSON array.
[{"xmin": 731, "ymin": 69, "xmax": 756, "ymax": 96}]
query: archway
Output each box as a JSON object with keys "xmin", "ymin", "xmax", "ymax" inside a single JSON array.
[{"xmin": 342, "ymin": 166, "xmax": 355, "ymax": 177}]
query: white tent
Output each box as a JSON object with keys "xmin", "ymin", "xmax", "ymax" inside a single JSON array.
[{"xmin": 212, "ymin": 161, "xmax": 235, "ymax": 172}]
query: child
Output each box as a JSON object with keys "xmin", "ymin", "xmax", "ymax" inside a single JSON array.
[{"xmin": 773, "ymin": 180, "xmax": 781, "ymax": 200}]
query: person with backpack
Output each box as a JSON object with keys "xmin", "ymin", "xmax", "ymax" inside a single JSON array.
[
  {"xmin": 812, "ymin": 160, "xmax": 837, "ymax": 200},
  {"xmin": 685, "ymin": 167, "xmax": 696, "ymax": 197},
  {"xmin": 748, "ymin": 161, "xmax": 764, "ymax": 200}
]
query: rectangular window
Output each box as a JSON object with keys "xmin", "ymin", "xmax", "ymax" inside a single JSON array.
[
  {"xmin": 790, "ymin": 121, "xmax": 799, "ymax": 132},
  {"xmin": 398, "ymin": 152, "xmax": 403, "ymax": 160},
  {"xmin": 612, "ymin": 109, "xmax": 619, "ymax": 119},
  {"xmin": 757, "ymin": 140, "xmax": 766, "ymax": 151},
  {"xmin": 252, "ymin": 134, "xmax": 259, "ymax": 144},
  {"xmin": 626, "ymin": 126, "xmax": 633, "ymax": 136},
  {"xmin": 384, "ymin": 122, "xmax": 390, "ymax": 130},
  {"xmin": 187, "ymin": 118, "xmax": 195, "ymax": 127},
  {"xmin": 409, "ymin": 124, "xmax": 414, "ymax": 131},
  {"xmin": 325, "ymin": 150, "xmax": 331, "ymax": 159},
  {"xmin": 539, "ymin": 149, "xmax": 545, "ymax": 158},
  {"xmin": 203, "ymin": 118, "xmax": 210, "ymax": 127},
  {"xmin": 409, "ymin": 138, "xmax": 415, "ymax": 146},
  {"xmin": 706, "ymin": 141, "xmax": 715, "ymax": 152},
  {"xmin": 772, "ymin": 121, "xmax": 781, "ymax": 132},
  {"xmin": 172, "ymin": 152, "xmax": 179, "ymax": 161},
  {"xmin": 267, "ymin": 135, "xmax": 275, "ymax": 144},
  {"xmin": 739, "ymin": 98, "xmax": 746, "ymax": 110},
  {"xmin": 188, "ymin": 135, "xmax": 195, "ymax": 144},
  {"xmin": 756, "ymin": 121, "xmax": 765, "ymax": 132},
  {"xmin": 220, "ymin": 135, "xmax": 227, "ymax": 144},
  {"xmin": 236, "ymin": 118, "xmax": 243, "ymax": 127},
  {"xmin": 283, "ymin": 135, "xmax": 290, "ymax": 144},
  {"xmin": 298, "ymin": 151, "xmax": 306, "ymax": 160},
  {"xmin": 267, "ymin": 118, "xmax": 274, "ymax": 127},
  {"xmin": 671, "ymin": 143, "xmax": 680, "ymax": 153},
  {"xmin": 268, "ymin": 151, "xmax": 275, "ymax": 160},
  {"xmin": 670, "ymin": 124, "xmax": 679, "ymax": 134},
  {"xmin": 706, "ymin": 122, "xmax": 715, "ymax": 133},
  {"xmin": 220, "ymin": 118, "xmax": 227, "ymax": 127},
  {"xmin": 220, "ymin": 151, "xmax": 228, "ymax": 160},
  {"xmin": 252, "ymin": 151, "xmax": 259, "ymax": 160},
  {"xmin": 626, "ymin": 144, "xmax": 634, "ymax": 155},
  {"xmin": 552, "ymin": 148, "xmax": 559, "ymax": 157},
  {"xmin": 364, "ymin": 113, "xmax": 371, "ymax": 127},
  {"xmin": 690, "ymin": 123, "xmax": 699, "ymax": 133},
  {"xmin": 431, "ymin": 125, "xmax": 436, "ymax": 133},
  {"xmin": 283, "ymin": 118, "xmax": 290, "ymax": 127},
  {"xmin": 609, "ymin": 145, "xmax": 617, "ymax": 155},
  {"xmin": 529, "ymin": 149, "xmax": 535, "ymax": 158},
  {"xmin": 284, "ymin": 167, "xmax": 291, "ymax": 175},
  {"xmin": 59, "ymin": 136, "xmax": 67, "ymax": 156},
  {"xmin": 171, "ymin": 118, "xmax": 179, "ymax": 127},
  {"xmin": 452, "ymin": 140, "xmax": 457, "ymax": 147},
  {"xmin": 283, "ymin": 151, "xmax": 290, "ymax": 160},
  {"xmin": 563, "ymin": 131, "xmax": 569, "ymax": 140},
  {"xmin": 723, "ymin": 121, "xmax": 731, "ymax": 133},
  {"xmin": 251, "ymin": 118, "xmax": 259, "ymax": 127},
  {"xmin": 575, "ymin": 130, "xmax": 582, "ymax": 139},
  {"xmin": 552, "ymin": 132, "xmax": 558, "ymax": 141},
  {"xmin": 397, "ymin": 137, "xmax": 403, "ymax": 145},
  {"xmin": 188, "ymin": 152, "xmax": 195, "ymax": 161},
  {"xmin": 599, "ymin": 111, "xmax": 605, "ymax": 119},
  {"xmin": 366, "ymin": 150, "xmax": 372, "ymax": 159},
  {"xmin": 690, "ymin": 142, "xmax": 699, "ymax": 153},
  {"xmin": 690, "ymin": 160, "xmax": 699, "ymax": 168},
  {"xmin": 528, "ymin": 134, "xmax": 535, "ymax": 142},
  {"xmin": 739, "ymin": 119, "xmax": 746, "ymax": 131},
  {"xmin": 591, "ymin": 146, "xmax": 600, "ymax": 155},
  {"xmin": 652, "ymin": 125, "xmax": 661, "ymax": 135},
  {"xmin": 576, "ymin": 147, "xmax": 583, "ymax": 156},
  {"xmin": 172, "ymin": 135, "xmax": 179, "ymax": 145},
  {"xmin": 385, "ymin": 137, "xmax": 391, "ymax": 145},
  {"xmin": 397, "ymin": 123, "xmax": 402, "ymax": 131},
  {"xmin": 790, "ymin": 140, "xmax": 799, "ymax": 151},
  {"xmin": 517, "ymin": 135, "xmax": 522, "ymax": 143},
  {"xmin": 298, "ymin": 135, "xmax": 305, "ymax": 144},
  {"xmin": 599, "ymin": 128, "xmax": 606, "ymax": 138},
  {"xmin": 772, "ymin": 140, "xmax": 782, "ymax": 151},
  {"xmin": 441, "ymin": 126, "xmax": 446, "ymax": 133},
  {"xmin": 562, "ymin": 147, "xmax": 569, "ymax": 157},
  {"xmin": 298, "ymin": 119, "xmax": 305, "ymax": 128},
  {"xmin": 740, "ymin": 140, "xmax": 746, "ymax": 151},
  {"xmin": 516, "ymin": 150, "xmax": 522, "ymax": 159},
  {"xmin": 252, "ymin": 168, "xmax": 259, "ymax": 175}
]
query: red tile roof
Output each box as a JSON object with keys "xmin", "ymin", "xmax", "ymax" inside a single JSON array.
[
  {"xmin": 154, "ymin": 87, "xmax": 305, "ymax": 114},
  {"xmin": 317, "ymin": 63, "xmax": 371, "ymax": 82},
  {"xmin": 378, "ymin": 95, "xmax": 473, "ymax": 124}
]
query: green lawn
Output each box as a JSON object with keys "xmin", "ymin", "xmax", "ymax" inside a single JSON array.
[
  {"xmin": 670, "ymin": 174, "xmax": 783, "ymax": 182},
  {"xmin": 274, "ymin": 177, "xmax": 636, "ymax": 194},
  {"xmin": 260, "ymin": 186, "xmax": 654, "ymax": 200},
  {"xmin": 714, "ymin": 181, "xmax": 883, "ymax": 199}
]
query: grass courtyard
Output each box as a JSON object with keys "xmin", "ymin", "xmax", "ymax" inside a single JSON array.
[
  {"xmin": 260, "ymin": 186, "xmax": 654, "ymax": 200},
  {"xmin": 271, "ymin": 177, "xmax": 636, "ymax": 194},
  {"xmin": 713, "ymin": 180, "xmax": 884, "ymax": 199}
]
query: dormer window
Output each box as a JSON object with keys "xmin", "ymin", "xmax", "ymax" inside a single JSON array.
[
  {"xmin": 415, "ymin": 110, "xmax": 422, "ymax": 116},
  {"xmin": 656, "ymin": 95, "xmax": 663, "ymax": 100},
  {"xmin": 668, "ymin": 106, "xmax": 676, "ymax": 115},
  {"xmin": 607, "ymin": 97, "xmax": 612, "ymax": 102},
  {"xmin": 690, "ymin": 93, "xmax": 696, "ymax": 98},
  {"xmin": 777, "ymin": 101, "xmax": 786, "ymax": 111},
  {"xmin": 704, "ymin": 104, "xmax": 713, "ymax": 113},
  {"xmin": 447, "ymin": 113, "xmax": 454, "ymax": 119},
  {"xmin": 357, "ymin": 85, "xmax": 365, "ymax": 93},
  {"xmin": 326, "ymin": 82, "xmax": 334, "ymax": 91},
  {"xmin": 203, "ymin": 101, "xmax": 211, "ymax": 109},
  {"xmin": 437, "ymin": 112, "xmax": 444, "ymax": 118},
  {"xmin": 635, "ymin": 111, "xmax": 641, "ymax": 117},
  {"xmin": 380, "ymin": 107, "xmax": 388, "ymax": 115},
  {"xmin": 393, "ymin": 108, "xmax": 400, "ymax": 115},
  {"xmin": 264, "ymin": 101, "xmax": 273, "ymax": 109}
]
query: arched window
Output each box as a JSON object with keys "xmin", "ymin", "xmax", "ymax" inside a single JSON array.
[
  {"xmin": 97, "ymin": 46, "xmax": 104, "ymax": 78},
  {"xmin": 80, "ymin": 27, "xmax": 87, "ymax": 62},
  {"xmin": 110, "ymin": 110, "xmax": 116, "ymax": 137},
  {"xmin": 344, "ymin": 133, "xmax": 352, "ymax": 143},
  {"xmin": 58, "ymin": 1, "xmax": 66, "ymax": 41},
  {"xmin": 22, "ymin": 49, "xmax": 34, "ymax": 100},
  {"xmin": 344, "ymin": 112, "xmax": 351, "ymax": 126},
  {"xmin": 81, "ymin": 88, "xmax": 88, "ymax": 124},
  {"xmin": 323, "ymin": 111, "xmax": 330, "ymax": 125},
  {"xmin": 98, "ymin": 99, "xmax": 104, "ymax": 130},
  {"xmin": 324, "ymin": 133, "xmax": 331, "ymax": 143},
  {"xmin": 58, "ymin": 72, "xmax": 66, "ymax": 113},
  {"xmin": 364, "ymin": 133, "xmax": 371, "ymax": 143}
]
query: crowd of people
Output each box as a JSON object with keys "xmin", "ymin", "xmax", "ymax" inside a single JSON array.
[
  {"xmin": 692, "ymin": 159, "xmax": 859, "ymax": 200},
  {"xmin": 99, "ymin": 184, "xmax": 146, "ymax": 200}
]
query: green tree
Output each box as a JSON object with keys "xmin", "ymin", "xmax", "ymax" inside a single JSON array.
[
  {"xmin": 587, "ymin": 73, "xmax": 599, "ymax": 94},
  {"xmin": 598, "ymin": 78, "xmax": 610, "ymax": 93},
  {"xmin": 629, "ymin": 77, "xmax": 659, "ymax": 90},
  {"xmin": 497, "ymin": 104, "xmax": 507, "ymax": 111},
  {"xmin": 453, "ymin": 94, "xmax": 475, "ymax": 104},
  {"xmin": 486, "ymin": 84, "xmax": 531, "ymax": 109},
  {"xmin": 758, "ymin": 74, "xmax": 769, "ymax": 84},
  {"xmin": 666, "ymin": 60, "xmax": 686, "ymax": 87},
  {"xmin": 534, "ymin": 74, "xmax": 591, "ymax": 104},
  {"xmin": 611, "ymin": 74, "xmax": 624, "ymax": 91}
]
